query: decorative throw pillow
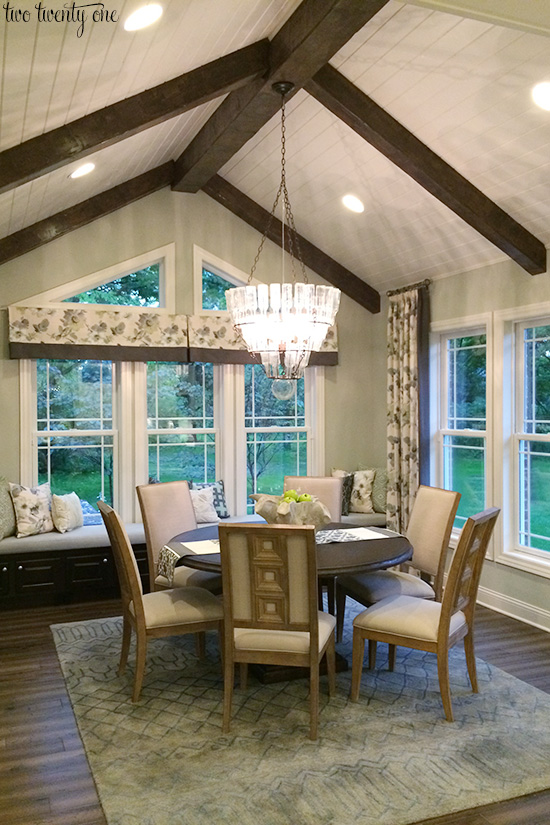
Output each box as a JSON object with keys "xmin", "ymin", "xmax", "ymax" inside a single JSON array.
[
  {"xmin": 331, "ymin": 469, "xmax": 354, "ymax": 516},
  {"xmin": 8, "ymin": 482, "xmax": 54, "ymax": 538},
  {"xmin": 51, "ymin": 492, "xmax": 84, "ymax": 533},
  {"xmin": 0, "ymin": 475, "xmax": 16, "ymax": 539},
  {"xmin": 359, "ymin": 466, "xmax": 388, "ymax": 514},
  {"xmin": 189, "ymin": 486, "xmax": 219, "ymax": 524},
  {"xmin": 190, "ymin": 480, "xmax": 230, "ymax": 518},
  {"xmin": 349, "ymin": 469, "xmax": 375, "ymax": 514}
]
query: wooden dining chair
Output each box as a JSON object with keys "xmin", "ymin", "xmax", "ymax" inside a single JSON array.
[
  {"xmin": 137, "ymin": 480, "xmax": 222, "ymax": 593},
  {"xmin": 350, "ymin": 507, "xmax": 500, "ymax": 721},
  {"xmin": 218, "ymin": 522, "xmax": 336, "ymax": 740},
  {"xmin": 284, "ymin": 475, "xmax": 344, "ymax": 614},
  {"xmin": 336, "ymin": 485, "xmax": 460, "ymax": 641},
  {"xmin": 98, "ymin": 501, "xmax": 224, "ymax": 702}
]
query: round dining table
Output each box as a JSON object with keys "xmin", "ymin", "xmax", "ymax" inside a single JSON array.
[{"xmin": 169, "ymin": 522, "xmax": 413, "ymax": 577}]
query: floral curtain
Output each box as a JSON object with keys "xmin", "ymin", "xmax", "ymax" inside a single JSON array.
[{"xmin": 386, "ymin": 286, "xmax": 429, "ymax": 532}]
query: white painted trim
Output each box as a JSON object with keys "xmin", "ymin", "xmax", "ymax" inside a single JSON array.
[
  {"xmin": 19, "ymin": 360, "xmax": 35, "ymax": 487},
  {"xmin": 477, "ymin": 585, "xmax": 550, "ymax": 634},
  {"xmin": 305, "ymin": 366, "xmax": 325, "ymax": 475},
  {"xmin": 18, "ymin": 244, "xmax": 176, "ymax": 311}
]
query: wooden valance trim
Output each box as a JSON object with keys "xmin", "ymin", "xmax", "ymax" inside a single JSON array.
[{"xmin": 188, "ymin": 348, "xmax": 338, "ymax": 366}]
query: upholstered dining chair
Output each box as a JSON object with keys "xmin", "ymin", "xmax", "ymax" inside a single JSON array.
[
  {"xmin": 98, "ymin": 501, "xmax": 224, "ymax": 703},
  {"xmin": 137, "ymin": 480, "xmax": 222, "ymax": 593},
  {"xmin": 336, "ymin": 485, "xmax": 461, "ymax": 641},
  {"xmin": 350, "ymin": 507, "xmax": 500, "ymax": 721},
  {"xmin": 284, "ymin": 475, "xmax": 344, "ymax": 614},
  {"xmin": 218, "ymin": 522, "xmax": 336, "ymax": 740}
]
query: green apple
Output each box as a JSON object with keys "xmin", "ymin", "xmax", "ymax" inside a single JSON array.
[
  {"xmin": 284, "ymin": 489, "xmax": 299, "ymax": 501},
  {"xmin": 298, "ymin": 493, "xmax": 312, "ymax": 502}
]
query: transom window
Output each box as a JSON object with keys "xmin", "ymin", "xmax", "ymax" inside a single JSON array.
[{"xmin": 64, "ymin": 263, "xmax": 160, "ymax": 306}]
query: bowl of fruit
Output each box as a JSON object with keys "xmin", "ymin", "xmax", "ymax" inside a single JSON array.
[{"xmin": 250, "ymin": 488, "xmax": 331, "ymax": 528}]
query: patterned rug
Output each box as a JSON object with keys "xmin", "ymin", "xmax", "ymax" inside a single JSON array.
[{"xmin": 51, "ymin": 609, "xmax": 550, "ymax": 825}]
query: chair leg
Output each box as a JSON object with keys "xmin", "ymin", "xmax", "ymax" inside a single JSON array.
[
  {"xmin": 239, "ymin": 662, "xmax": 248, "ymax": 690},
  {"xmin": 309, "ymin": 661, "xmax": 320, "ymax": 740},
  {"xmin": 437, "ymin": 648, "xmax": 454, "ymax": 722},
  {"xmin": 335, "ymin": 584, "xmax": 346, "ymax": 643},
  {"xmin": 464, "ymin": 631, "xmax": 478, "ymax": 693},
  {"xmin": 195, "ymin": 631, "xmax": 206, "ymax": 658},
  {"xmin": 325, "ymin": 634, "xmax": 336, "ymax": 697},
  {"xmin": 119, "ymin": 615, "xmax": 132, "ymax": 675},
  {"xmin": 350, "ymin": 628, "xmax": 365, "ymax": 701},
  {"xmin": 222, "ymin": 650, "xmax": 234, "ymax": 734},
  {"xmin": 132, "ymin": 633, "xmax": 147, "ymax": 703},
  {"xmin": 388, "ymin": 644, "xmax": 396, "ymax": 671},
  {"xmin": 368, "ymin": 639, "xmax": 377, "ymax": 670},
  {"xmin": 325, "ymin": 577, "xmax": 335, "ymax": 615}
]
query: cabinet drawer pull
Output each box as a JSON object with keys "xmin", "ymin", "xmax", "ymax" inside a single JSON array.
[
  {"xmin": 17, "ymin": 565, "xmax": 24, "ymax": 571},
  {"xmin": 2, "ymin": 566, "xmax": 7, "ymax": 572},
  {"xmin": 103, "ymin": 558, "xmax": 109, "ymax": 563}
]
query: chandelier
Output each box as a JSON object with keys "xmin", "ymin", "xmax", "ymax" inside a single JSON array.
[{"xmin": 226, "ymin": 81, "xmax": 341, "ymax": 384}]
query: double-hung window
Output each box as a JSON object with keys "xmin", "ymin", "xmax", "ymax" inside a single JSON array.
[
  {"xmin": 515, "ymin": 320, "xmax": 550, "ymax": 555},
  {"xmin": 436, "ymin": 329, "xmax": 488, "ymax": 530}
]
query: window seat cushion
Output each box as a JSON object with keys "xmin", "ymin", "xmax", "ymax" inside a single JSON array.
[
  {"xmin": 0, "ymin": 522, "xmax": 145, "ymax": 555},
  {"xmin": 340, "ymin": 513, "xmax": 387, "ymax": 527}
]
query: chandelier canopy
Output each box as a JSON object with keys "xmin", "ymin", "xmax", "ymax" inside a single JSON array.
[{"xmin": 225, "ymin": 81, "xmax": 341, "ymax": 381}]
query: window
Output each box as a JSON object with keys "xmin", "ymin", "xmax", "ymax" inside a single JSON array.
[
  {"xmin": 436, "ymin": 329, "xmax": 488, "ymax": 530},
  {"xmin": 515, "ymin": 321, "xmax": 550, "ymax": 554},
  {"xmin": 65, "ymin": 264, "xmax": 160, "ymax": 306},
  {"xmin": 147, "ymin": 362, "xmax": 216, "ymax": 484},
  {"xmin": 245, "ymin": 364, "xmax": 307, "ymax": 511},
  {"xmin": 35, "ymin": 359, "xmax": 115, "ymax": 524},
  {"xmin": 201, "ymin": 269, "xmax": 235, "ymax": 311}
]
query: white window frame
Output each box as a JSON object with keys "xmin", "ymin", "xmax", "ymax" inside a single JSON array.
[
  {"xmin": 430, "ymin": 313, "xmax": 493, "ymax": 553},
  {"xmin": 192, "ymin": 244, "xmax": 258, "ymax": 315},
  {"xmin": 494, "ymin": 301, "xmax": 550, "ymax": 579}
]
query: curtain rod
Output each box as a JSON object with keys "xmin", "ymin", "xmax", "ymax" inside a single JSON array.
[{"xmin": 387, "ymin": 278, "xmax": 431, "ymax": 297}]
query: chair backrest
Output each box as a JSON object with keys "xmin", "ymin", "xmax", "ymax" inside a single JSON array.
[
  {"xmin": 406, "ymin": 485, "xmax": 461, "ymax": 598},
  {"xmin": 283, "ymin": 476, "xmax": 343, "ymax": 520},
  {"xmin": 136, "ymin": 480, "xmax": 198, "ymax": 579},
  {"xmin": 438, "ymin": 507, "xmax": 500, "ymax": 642},
  {"xmin": 218, "ymin": 523, "xmax": 319, "ymax": 651},
  {"xmin": 98, "ymin": 501, "xmax": 146, "ymax": 626}
]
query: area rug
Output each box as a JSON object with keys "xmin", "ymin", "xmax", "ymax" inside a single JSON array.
[{"xmin": 51, "ymin": 608, "xmax": 550, "ymax": 825}]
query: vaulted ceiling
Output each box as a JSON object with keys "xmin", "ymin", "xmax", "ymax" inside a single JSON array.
[{"xmin": 1, "ymin": 0, "xmax": 549, "ymax": 312}]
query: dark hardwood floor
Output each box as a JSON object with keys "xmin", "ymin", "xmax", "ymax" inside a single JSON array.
[{"xmin": 0, "ymin": 600, "xmax": 549, "ymax": 825}]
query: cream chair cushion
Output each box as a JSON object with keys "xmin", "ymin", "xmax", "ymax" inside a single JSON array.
[
  {"xmin": 234, "ymin": 611, "xmax": 335, "ymax": 654},
  {"xmin": 339, "ymin": 570, "xmax": 436, "ymax": 603},
  {"xmin": 130, "ymin": 586, "xmax": 223, "ymax": 628},
  {"xmin": 353, "ymin": 595, "xmax": 466, "ymax": 642}
]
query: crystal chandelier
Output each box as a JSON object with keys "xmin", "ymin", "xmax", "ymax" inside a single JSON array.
[{"xmin": 226, "ymin": 81, "xmax": 341, "ymax": 382}]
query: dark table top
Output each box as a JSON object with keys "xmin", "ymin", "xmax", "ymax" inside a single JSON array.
[{"xmin": 169, "ymin": 522, "xmax": 412, "ymax": 577}]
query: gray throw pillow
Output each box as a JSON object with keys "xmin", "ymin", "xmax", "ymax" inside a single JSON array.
[
  {"xmin": 190, "ymin": 480, "xmax": 230, "ymax": 518},
  {"xmin": 359, "ymin": 466, "xmax": 388, "ymax": 514},
  {"xmin": 0, "ymin": 475, "xmax": 16, "ymax": 539}
]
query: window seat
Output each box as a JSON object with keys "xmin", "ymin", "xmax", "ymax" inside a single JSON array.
[{"xmin": 340, "ymin": 513, "xmax": 387, "ymax": 527}]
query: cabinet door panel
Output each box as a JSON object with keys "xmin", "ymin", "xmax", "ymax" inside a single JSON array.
[{"xmin": 14, "ymin": 556, "xmax": 64, "ymax": 595}]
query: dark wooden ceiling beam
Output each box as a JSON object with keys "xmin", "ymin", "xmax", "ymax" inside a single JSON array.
[
  {"xmin": 306, "ymin": 64, "xmax": 547, "ymax": 276},
  {"xmin": 0, "ymin": 41, "xmax": 269, "ymax": 196},
  {"xmin": 172, "ymin": 0, "xmax": 391, "ymax": 193},
  {"xmin": 203, "ymin": 174, "xmax": 380, "ymax": 313},
  {"xmin": 0, "ymin": 163, "xmax": 174, "ymax": 265}
]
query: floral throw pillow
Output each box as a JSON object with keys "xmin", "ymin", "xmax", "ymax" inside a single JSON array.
[
  {"xmin": 331, "ymin": 469, "xmax": 354, "ymax": 516},
  {"xmin": 190, "ymin": 480, "xmax": 230, "ymax": 518},
  {"xmin": 0, "ymin": 475, "xmax": 16, "ymax": 539},
  {"xmin": 359, "ymin": 466, "xmax": 388, "ymax": 514},
  {"xmin": 189, "ymin": 486, "xmax": 220, "ymax": 524},
  {"xmin": 349, "ymin": 469, "xmax": 375, "ymax": 514},
  {"xmin": 8, "ymin": 482, "xmax": 54, "ymax": 538}
]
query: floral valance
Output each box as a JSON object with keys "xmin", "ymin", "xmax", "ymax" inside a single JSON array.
[{"xmin": 8, "ymin": 306, "xmax": 338, "ymax": 365}]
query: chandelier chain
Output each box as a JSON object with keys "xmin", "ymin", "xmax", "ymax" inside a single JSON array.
[{"xmin": 248, "ymin": 91, "xmax": 307, "ymax": 285}]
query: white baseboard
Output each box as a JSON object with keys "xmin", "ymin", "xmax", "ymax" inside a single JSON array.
[{"xmin": 477, "ymin": 585, "xmax": 550, "ymax": 633}]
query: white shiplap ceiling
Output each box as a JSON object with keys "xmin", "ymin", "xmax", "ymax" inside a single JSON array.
[{"xmin": 1, "ymin": 0, "xmax": 549, "ymax": 294}]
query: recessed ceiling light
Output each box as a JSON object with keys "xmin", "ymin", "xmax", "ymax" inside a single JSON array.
[
  {"xmin": 70, "ymin": 162, "xmax": 95, "ymax": 179},
  {"xmin": 342, "ymin": 194, "xmax": 364, "ymax": 213},
  {"xmin": 124, "ymin": 3, "xmax": 163, "ymax": 31},
  {"xmin": 532, "ymin": 82, "xmax": 550, "ymax": 111}
]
